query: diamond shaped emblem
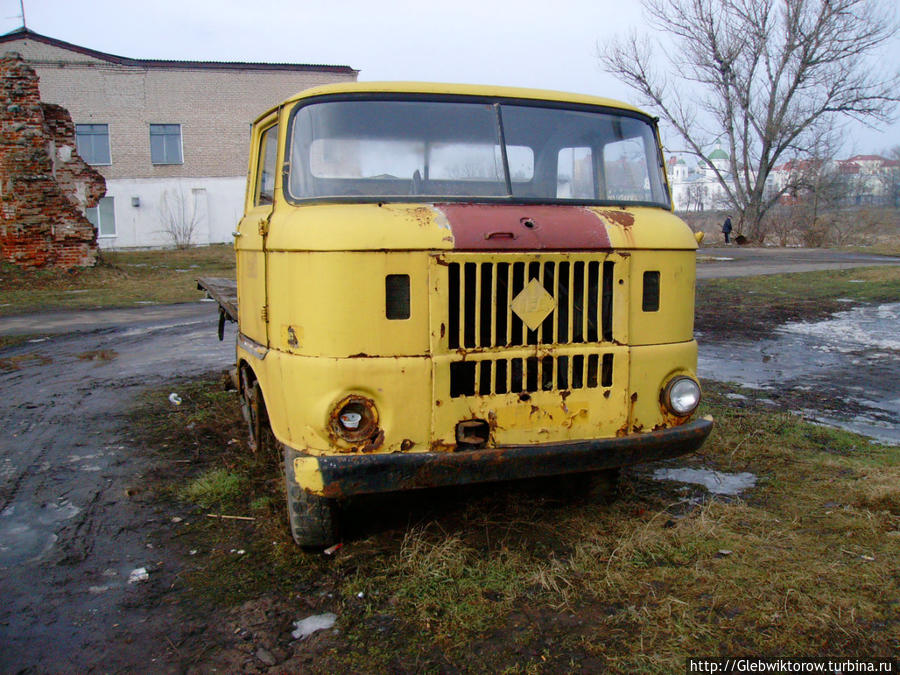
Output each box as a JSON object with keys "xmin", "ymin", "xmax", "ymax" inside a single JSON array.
[{"xmin": 511, "ymin": 279, "xmax": 556, "ymax": 331}]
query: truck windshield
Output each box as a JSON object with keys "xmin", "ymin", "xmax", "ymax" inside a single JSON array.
[{"xmin": 287, "ymin": 98, "xmax": 669, "ymax": 207}]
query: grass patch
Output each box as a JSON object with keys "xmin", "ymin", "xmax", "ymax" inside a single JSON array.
[
  {"xmin": 0, "ymin": 351, "xmax": 52, "ymax": 371},
  {"xmin": 839, "ymin": 244, "xmax": 900, "ymax": 257},
  {"xmin": 697, "ymin": 265, "xmax": 900, "ymax": 339},
  {"xmin": 180, "ymin": 468, "xmax": 246, "ymax": 510},
  {"xmin": 131, "ymin": 375, "xmax": 899, "ymax": 672},
  {"xmin": 0, "ymin": 244, "xmax": 234, "ymax": 316},
  {"xmin": 363, "ymin": 528, "xmax": 524, "ymax": 638},
  {"xmin": 0, "ymin": 334, "xmax": 46, "ymax": 352}
]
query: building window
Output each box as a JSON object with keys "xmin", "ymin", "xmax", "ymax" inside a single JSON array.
[
  {"xmin": 86, "ymin": 196, "xmax": 116, "ymax": 237},
  {"xmin": 75, "ymin": 124, "xmax": 111, "ymax": 165},
  {"xmin": 150, "ymin": 124, "xmax": 183, "ymax": 165}
]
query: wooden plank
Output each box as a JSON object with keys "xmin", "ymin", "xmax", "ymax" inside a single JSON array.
[{"xmin": 196, "ymin": 277, "xmax": 238, "ymax": 322}]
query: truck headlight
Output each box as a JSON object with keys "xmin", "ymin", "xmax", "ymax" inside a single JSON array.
[{"xmin": 663, "ymin": 376, "xmax": 701, "ymax": 416}]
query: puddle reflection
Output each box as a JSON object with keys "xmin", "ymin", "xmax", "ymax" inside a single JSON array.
[{"xmin": 699, "ymin": 303, "xmax": 900, "ymax": 445}]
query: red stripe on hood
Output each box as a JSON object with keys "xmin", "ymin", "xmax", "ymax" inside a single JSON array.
[{"xmin": 436, "ymin": 204, "xmax": 612, "ymax": 250}]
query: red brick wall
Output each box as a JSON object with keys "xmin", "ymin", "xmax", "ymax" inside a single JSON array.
[{"xmin": 0, "ymin": 51, "xmax": 105, "ymax": 268}]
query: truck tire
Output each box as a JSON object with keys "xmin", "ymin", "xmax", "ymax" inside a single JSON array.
[
  {"xmin": 283, "ymin": 445, "xmax": 340, "ymax": 548},
  {"xmin": 240, "ymin": 373, "xmax": 276, "ymax": 461}
]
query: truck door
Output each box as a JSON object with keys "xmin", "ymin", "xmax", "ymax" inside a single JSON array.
[{"xmin": 235, "ymin": 117, "xmax": 279, "ymax": 347}]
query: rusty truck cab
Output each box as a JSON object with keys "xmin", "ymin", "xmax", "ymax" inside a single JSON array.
[{"xmin": 233, "ymin": 82, "xmax": 712, "ymax": 546}]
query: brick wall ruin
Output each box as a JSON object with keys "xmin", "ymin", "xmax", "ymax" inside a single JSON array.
[{"xmin": 0, "ymin": 51, "xmax": 105, "ymax": 268}]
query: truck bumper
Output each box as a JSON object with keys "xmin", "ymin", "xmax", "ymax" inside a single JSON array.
[{"xmin": 293, "ymin": 417, "xmax": 713, "ymax": 498}]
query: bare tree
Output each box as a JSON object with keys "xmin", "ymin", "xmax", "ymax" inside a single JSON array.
[
  {"xmin": 766, "ymin": 205, "xmax": 800, "ymax": 245},
  {"xmin": 159, "ymin": 188, "xmax": 203, "ymax": 249},
  {"xmin": 684, "ymin": 182, "xmax": 707, "ymax": 212},
  {"xmin": 601, "ymin": 0, "xmax": 898, "ymax": 242},
  {"xmin": 791, "ymin": 163, "xmax": 847, "ymax": 245}
]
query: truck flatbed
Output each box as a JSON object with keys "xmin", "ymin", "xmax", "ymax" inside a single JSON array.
[{"xmin": 197, "ymin": 277, "xmax": 237, "ymax": 340}]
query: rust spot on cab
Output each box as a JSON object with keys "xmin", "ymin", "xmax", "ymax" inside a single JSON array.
[
  {"xmin": 657, "ymin": 398, "xmax": 690, "ymax": 429},
  {"xmin": 430, "ymin": 440, "xmax": 457, "ymax": 453},
  {"xmin": 360, "ymin": 430, "xmax": 385, "ymax": 454},
  {"xmin": 597, "ymin": 209, "xmax": 635, "ymax": 228},
  {"xmin": 406, "ymin": 205, "xmax": 436, "ymax": 229}
]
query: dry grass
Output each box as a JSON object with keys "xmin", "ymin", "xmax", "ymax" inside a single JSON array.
[
  {"xmin": 135, "ymin": 376, "xmax": 899, "ymax": 672},
  {"xmin": 0, "ymin": 244, "xmax": 234, "ymax": 316},
  {"xmin": 0, "ymin": 335, "xmax": 38, "ymax": 351},
  {"xmin": 685, "ymin": 206, "xmax": 900, "ymax": 249}
]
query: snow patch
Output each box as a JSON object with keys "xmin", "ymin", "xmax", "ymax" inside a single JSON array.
[
  {"xmin": 653, "ymin": 468, "xmax": 757, "ymax": 495},
  {"xmin": 292, "ymin": 613, "xmax": 337, "ymax": 639}
]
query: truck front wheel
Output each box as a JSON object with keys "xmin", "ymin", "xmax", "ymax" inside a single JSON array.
[{"xmin": 283, "ymin": 445, "xmax": 341, "ymax": 548}]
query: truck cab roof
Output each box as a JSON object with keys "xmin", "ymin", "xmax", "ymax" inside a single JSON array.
[{"xmin": 253, "ymin": 81, "xmax": 648, "ymax": 125}]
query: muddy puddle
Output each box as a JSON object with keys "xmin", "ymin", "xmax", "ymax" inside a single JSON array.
[
  {"xmin": 699, "ymin": 302, "xmax": 900, "ymax": 445},
  {"xmin": 0, "ymin": 499, "xmax": 82, "ymax": 566}
]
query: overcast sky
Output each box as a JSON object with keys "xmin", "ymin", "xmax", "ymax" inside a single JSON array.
[{"xmin": 2, "ymin": 0, "xmax": 898, "ymax": 157}]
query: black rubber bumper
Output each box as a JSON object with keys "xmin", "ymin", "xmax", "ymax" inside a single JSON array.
[{"xmin": 311, "ymin": 417, "xmax": 713, "ymax": 498}]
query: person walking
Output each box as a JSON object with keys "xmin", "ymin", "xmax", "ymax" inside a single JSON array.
[{"xmin": 721, "ymin": 215, "xmax": 733, "ymax": 244}]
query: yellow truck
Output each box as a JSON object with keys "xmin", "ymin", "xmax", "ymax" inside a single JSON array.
[{"xmin": 200, "ymin": 82, "xmax": 712, "ymax": 547}]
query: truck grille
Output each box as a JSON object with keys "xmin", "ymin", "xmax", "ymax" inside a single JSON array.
[
  {"xmin": 449, "ymin": 352, "xmax": 614, "ymax": 398},
  {"xmin": 447, "ymin": 257, "xmax": 615, "ymax": 349}
]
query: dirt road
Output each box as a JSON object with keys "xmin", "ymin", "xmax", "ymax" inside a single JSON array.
[
  {"xmin": 696, "ymin": 246, "xmax": 900, "ymax": 278},
  {"xmin": 0, "ymin": 304, "xmax": 234, "ymax": 671},
  {"xmin": 0, "ymin": 247, "xmax": 897, "ymax": 672}
]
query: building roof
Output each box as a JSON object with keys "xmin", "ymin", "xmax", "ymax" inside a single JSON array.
[
  {"xmin": 0, "ymin": 27, "xmax": 358, "ymax": 74},
  {"xmin": 837, "ymin": 160, "xmax": 861, "ymax": 174},
  {"xmin": 773, "ymin": 158, "xmax": 824, "ymax": 173},
  {"xmin": 708, "ymin": 148, "xmax": 729, "ymax": 161},
  {"xmin": 847, "ymin": 154, "xmax": 887, "ymax": 162}
]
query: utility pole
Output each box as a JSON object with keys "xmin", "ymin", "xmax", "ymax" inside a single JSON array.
[{"xmin": 19, "ymin": 0, "xmax": 26, "ymax": 29}]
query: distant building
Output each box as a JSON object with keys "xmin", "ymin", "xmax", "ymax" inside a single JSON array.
[
  {"xmin": 667, "ymin": 149, "xmax": 900, "ymax": 211},
  {"xmin": 666, "ymin": 146, "xmax": 732, "ymax": 212},
  {"xmin": 769, "ymin": 154, "xmax": 900, "ymax": 207},
  {"xmin": 0, "ymin": 28, "xmax": 358, "ymax": 248}
]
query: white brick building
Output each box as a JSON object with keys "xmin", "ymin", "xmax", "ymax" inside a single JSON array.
[{"xmin": 0, "ymin": 28, "xmax": 357, "ymax": 248}]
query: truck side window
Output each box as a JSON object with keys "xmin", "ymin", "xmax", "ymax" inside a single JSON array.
[{"xmin": 256, "ymin": 124, "xmax": 278, "ymax": 206}]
